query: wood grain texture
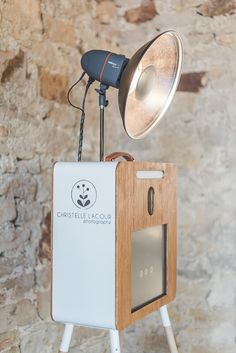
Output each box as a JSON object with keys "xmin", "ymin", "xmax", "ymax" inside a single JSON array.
[
  {"xmin": 115, "ymin": 162, "xmax": 177, "ymax": 330},
  {"xmin": 116, "ymin": 161, "xmax": 134, "ymax": 329}
]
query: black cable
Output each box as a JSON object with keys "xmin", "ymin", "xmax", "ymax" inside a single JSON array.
[
  {"xmin": 67, "ymin": 71, "xmax": 86, "ymax": 111},
  {"xmin": 67, "ymin": 73, "xmax": 94, "ymax": 161},
  {"xmin": 77, "ymin": 77, "xmax": 94, "ymax": 161}
]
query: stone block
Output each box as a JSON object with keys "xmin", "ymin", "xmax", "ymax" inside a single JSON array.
[
  {"xmin": 1, "ymin": 0, "xmax": 42, "ymax": 41},
  {"xmin": 37, "ymin": 291, "xmax": 51, "ymax": 320},
  {"xmin": 0, "ymin": 156, "xmax": 16, "ymax": 175},
  {"xmin": 0, "ymin": 51, "xmax": 16, "ymax": 77},
  {"xmin": 96, "ymin": 1, "xmax": 117, "ymax": 24},
  {"xmin": 20, "ymin": 323, "xmax": 62, "ymax": 353},
  {"xmin": 44, "ymin": 16, "xmax": 77, "ymax": 46},
  {"xmin": 17, "ymin": 158, "xmax": 41, "ymax": 174},
  {"xmin": 0, "ymin": 330, "xmax": 19, "ymax": 351},
  {"xmin": 35, "ymin": 264, "xmax": 51, "ymax": 289},
  {"xmin": 197, "ymin": 0, "xmax": 236, "ymax": 17},
  {"xmin": 3, "ymin": 346, "xmax": 20, "ymax": 353},
  {"xmin": 0, "ymin": 272, "xmax": 34, "ymax": 302},
  {"xmin": 0, "ymin": 197, "xmax": 16, "ymax": 224},
  {"xmin": 0, "ymin": 300, "xmax": 37, "ymax": 334},
  {"xmin": 39, "ymin": 211, "xmax": 51, "ymax": 262},
  {"xmin": 1, "ymin": 50, "xmax": 24, "ymax": 84},
  {"xmin": 39, "ymin": 68, "xmax": 68, "ymax": 104},
  {"xmin": 124, "ymin": 0, "xmax": 157, "ymax": 23},
  {"xmin": 31, "ymin": 41, "xmax": 63, "ymax": 72},
  {"xmin": 0, "ymin": 125, "xmax": 9, "ymax": 137},
  {"xmin": 178, "ymin": 72, "xmax": 207, "ymax": 92}
]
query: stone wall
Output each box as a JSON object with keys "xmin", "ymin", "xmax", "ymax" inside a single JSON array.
[{"xmin": 0, "ymin": 0, "xmax": 236, "ymax": 352}]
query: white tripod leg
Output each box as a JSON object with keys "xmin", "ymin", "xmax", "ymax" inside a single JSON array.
[
  {"xmin": 109, "ymin": 329, "xmax": 121, "ymax": 353},
  {"xmin": 160, "ymin": 305, "xmax": 179, "ymax": 353},
  {"xmin": 59, "ymin": 324, "xmax": 74, "ymax": 353}
]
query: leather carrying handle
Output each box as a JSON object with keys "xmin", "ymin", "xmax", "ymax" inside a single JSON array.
[{"xmin": 105, "ymin": 151, "xmax": 134, "ymax": 162}]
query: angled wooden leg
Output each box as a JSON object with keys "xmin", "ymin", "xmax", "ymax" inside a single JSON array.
[
  {"xmin": 160, "ymin": 305, "xmax": 179, "ymax": 353},
  {"xmin": 59, "ymin": 324, "xmax": 74, "ymax": 353},
  {"xmin": 109, "ymin": 329, "xmax": 121, "ymax": 353}
]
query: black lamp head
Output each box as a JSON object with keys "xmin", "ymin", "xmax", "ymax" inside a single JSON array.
[
  {"xmin": 81, "ymin": 30, "xmax": 183, "ymax": 139},
  {"xmin": 81, "ymin": 50, "xmax": 128, "ymax": 89}
]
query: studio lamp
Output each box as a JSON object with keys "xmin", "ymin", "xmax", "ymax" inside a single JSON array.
[
  {"xmin": 78, "ymin": 30, "xmax": 182, "ymax": 159},
  {"xmin": 52, "ymin": 30, "xmax": 184, "ymax": 353}
]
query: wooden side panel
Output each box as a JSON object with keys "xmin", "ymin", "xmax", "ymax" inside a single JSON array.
[
  {"xmin": 116, "ymin": 162, "xmax": 177, "ymax": 330},
  {"xmin": 115, "ymin": 162, "xmax": 134, "ymax": 329}
]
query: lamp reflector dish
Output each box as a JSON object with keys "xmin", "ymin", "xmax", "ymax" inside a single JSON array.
[{"xmin": 118, "ymin": 31, "xmax": 183, "ymax": 139}]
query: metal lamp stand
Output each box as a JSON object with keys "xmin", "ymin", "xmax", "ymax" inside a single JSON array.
[{"xmin": 95, "ymin": 83, "xmax": 109, "ymax": 161}]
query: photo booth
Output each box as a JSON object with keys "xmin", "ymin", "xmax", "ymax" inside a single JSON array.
[{"xmin": 51, "ymin": 31, "xmax": 183, "ymax": 353}]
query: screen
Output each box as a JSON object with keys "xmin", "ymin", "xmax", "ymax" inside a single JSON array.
[{"xmin": 131, "ymin": 224, "xmax": 167, "ymax": 311}]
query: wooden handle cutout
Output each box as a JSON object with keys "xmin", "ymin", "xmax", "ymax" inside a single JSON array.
[{"xmin": 136, "ymin": 170, "xmax": 164, "ymax": 179}]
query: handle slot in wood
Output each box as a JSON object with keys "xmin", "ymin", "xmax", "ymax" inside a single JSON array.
[{"xmin": 136, "ymin": 170, "xmax": 164, "ymax": 179}]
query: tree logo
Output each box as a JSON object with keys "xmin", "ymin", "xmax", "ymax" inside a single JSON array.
[{"xmin": 71, "ymin": 180, "xmax": 97, "ymax": 210}]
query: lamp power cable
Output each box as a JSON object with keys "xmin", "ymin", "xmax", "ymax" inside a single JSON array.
[{"xmin": 67, "ymin": 72, "xmax": 94, "ymax": 161}]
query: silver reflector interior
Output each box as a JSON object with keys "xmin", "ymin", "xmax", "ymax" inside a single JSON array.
[{"xmin": 118, "ymin": 31, "xmax": 183, "ymax": 139}]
